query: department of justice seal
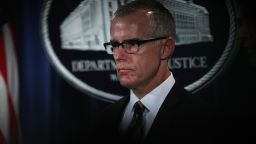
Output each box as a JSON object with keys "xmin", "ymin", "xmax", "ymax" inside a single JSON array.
[{"xmin": 41, "ymin": 0, "xmax": 240, "ymax": 102}]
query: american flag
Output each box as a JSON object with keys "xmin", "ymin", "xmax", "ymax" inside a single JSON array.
[{"xmin": 0, "ymin": 22, "xmax": 21, "ymax": 144}]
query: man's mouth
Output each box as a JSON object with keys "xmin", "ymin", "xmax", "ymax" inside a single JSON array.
[{"xmin": 117, "ymin": 68, "xmax": 132, "ymax": 75}]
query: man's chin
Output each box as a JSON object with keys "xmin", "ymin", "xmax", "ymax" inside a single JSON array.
[{"xmin": 119, "ymin": 80, "xmax": 134, "ymax": 89}]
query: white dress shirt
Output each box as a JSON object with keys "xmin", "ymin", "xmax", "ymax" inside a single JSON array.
[{"xmin": 120, "ymin": 73, "xmax": 175, "ymax": 137}]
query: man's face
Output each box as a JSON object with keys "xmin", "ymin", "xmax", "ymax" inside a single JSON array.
[{"xmin": 110, "ymin": 11, "xmax": 163, "ymax": 91}]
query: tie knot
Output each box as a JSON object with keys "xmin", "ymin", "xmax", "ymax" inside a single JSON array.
[{"xmin": 134, "ymin": 101, "xmax": 145, "ymax": 115}]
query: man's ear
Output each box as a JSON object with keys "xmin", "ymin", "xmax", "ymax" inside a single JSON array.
[{"xmin": 161, "ymin": 37, "xmax": 175, "ymax": 60}]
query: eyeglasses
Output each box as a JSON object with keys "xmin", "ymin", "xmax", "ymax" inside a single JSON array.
[{"xmin": 103, "ymin": 36, "xmax": 168, "ymax": 55}]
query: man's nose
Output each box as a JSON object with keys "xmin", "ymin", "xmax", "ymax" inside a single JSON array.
[{"xmin": 113, "ymin": 46, "xmax": 126, "ymax": 61}]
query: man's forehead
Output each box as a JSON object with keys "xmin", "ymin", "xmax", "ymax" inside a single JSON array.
[
  {"xmin": 112, "ymin": 19, "xmax": 138, "ymax": 29},
  {"xmin": 114, "ymin": 9, "xmax": 151, "ymax": 20},
  {"xmin": 112, "ymin": 10, "xmax": 150, "ymax": 27},
  {"xmin": 110, "ymin": 10, "xmax": 151, "ymax": 39},
  {"xmin": 110, "ymin": 22, "xmax": 139, "ymax": 40}
]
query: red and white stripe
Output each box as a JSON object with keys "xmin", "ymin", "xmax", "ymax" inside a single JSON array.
[{"xmin": 0, "ymin": 23, "xmax": 20, "ymax": 144}]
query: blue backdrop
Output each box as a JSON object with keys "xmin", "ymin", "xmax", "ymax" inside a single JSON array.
[
  {"xmin": 16, "ymin": 0, "xmax": 108, "ymax": 143},
  {"xmin": 8, "ymin": 0, "xmax": 255, "ymax": 143}
]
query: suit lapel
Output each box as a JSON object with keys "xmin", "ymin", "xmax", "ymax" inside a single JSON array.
[{"xmin": 146, "ymin": 82, "xmax": 189, "ymax": 139}]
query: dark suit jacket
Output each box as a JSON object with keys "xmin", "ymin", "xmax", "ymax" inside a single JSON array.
[{"xmin": 89, "ymin": 82, "xmax": 220, "ymax": 144}]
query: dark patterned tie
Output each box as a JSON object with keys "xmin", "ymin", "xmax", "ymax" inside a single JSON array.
[{"xmin": 125, "ymin": 101, "xmax": 146, "ymax": 143}]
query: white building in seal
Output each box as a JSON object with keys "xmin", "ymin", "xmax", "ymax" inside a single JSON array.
[
  {"xmin": 60, "ymin": 0, "xmax": 119, "ymax": 51},
  {"xmin": 159, "ymin": 0, "xmax": 213, "ymax": 45}
]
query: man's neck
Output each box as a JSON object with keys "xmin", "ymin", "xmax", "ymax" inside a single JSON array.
[{"xmin": 132, "ymin": 70, "xmax": 171, "ymax": 99}]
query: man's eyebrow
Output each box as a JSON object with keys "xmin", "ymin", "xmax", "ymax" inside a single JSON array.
[
  {"xmin": 123, "ymin": 38, "xmax": 140, "ymax": 42},
  {"xmin": 110, "ymin": 38, "xmax": 140, "ymax": 43},
  {"xmin": 110, "ymin": 40, "xmax": 119, "ymax": 43}
]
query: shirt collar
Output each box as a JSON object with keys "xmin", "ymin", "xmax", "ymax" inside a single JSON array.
[
  {"xmin": 130, "ymin": 73, "xmax": 175, "ymax": 116},
  {"xmin": 129, "ymin": 91, "xmax": 140, "ymax": 112}
]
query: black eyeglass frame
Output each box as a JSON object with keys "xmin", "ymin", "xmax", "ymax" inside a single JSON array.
[{"xmin": 103, "ymin": 36, "xmax": 169, "ymax": 54}]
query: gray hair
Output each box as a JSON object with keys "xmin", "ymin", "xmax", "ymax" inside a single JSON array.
[{"xmin": 114, "ymin": 0, "xmax": 176, "ymax": 40}]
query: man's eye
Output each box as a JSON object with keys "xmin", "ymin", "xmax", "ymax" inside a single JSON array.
[{"xmin": 110, "ymin": 41, "xmax": 120, "ymax": 47}]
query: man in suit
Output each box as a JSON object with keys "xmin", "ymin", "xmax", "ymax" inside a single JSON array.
[{"xmin": 90, "ymin": 0, "xmax": 215, "ymax": 143}]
